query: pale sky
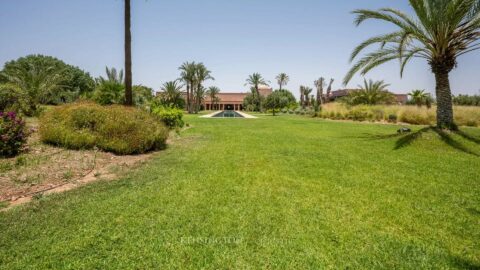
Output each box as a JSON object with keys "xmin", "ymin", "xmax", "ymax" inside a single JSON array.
[{"xmin": 1, "ymin": 0, "xmax": 479, "ymax": 97}]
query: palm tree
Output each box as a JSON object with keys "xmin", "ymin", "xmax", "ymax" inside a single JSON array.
[
  {"xmin": 276, "ymin": 73, "xmax": 289, "ymax": 90},
  {"xmin": 194, "ymin": 63, "xmax": 214, "ymax": 113},
  {"xmin": 160, "ymin": 80, "xmax": 184, "ymax": 108},
  {"xmin": 303, "ymin": 87, "xmax": 313, "ymax": 107},
  {"xmin": 124, "ymin": 0, "xmax": 133, "ymax": 106},
  {"xmin": 206, "ymin": 86, "xmax": 221, "ymax": 110},
  {"xmin": 344, "ymin": 0, "xmax": 480, "ymax": 129},
  {"xmin": 314, "ymin": 77, "xmax": 326, "ymax": 105},
  {"xmin": 346, "ymin": 79, "xmax": 394, "ymax": 105},
  {"xmin": 326, "ymin": 78, "xmax": 334, "ymax": 103},
  {"xmin": 299, "ymin": 86, "xmax": 306, "ymax": 109},
  {"xmin": 98, "ymin": 67, "xmax": 124, "ymax": 84},
  {"xmin": 409, "ymin": 89, "xmax": 429, "ymax": 107},
  {"xmin": 195, "ymin": 85, "xmax": 207, "ymax": 112},
  {"xmin": 179, "ymin": 61, "xmax": 196, "ymax": 113},
  {"xmin": 245, "ymin": 73, "xmax": 269, "ymax": 111}
]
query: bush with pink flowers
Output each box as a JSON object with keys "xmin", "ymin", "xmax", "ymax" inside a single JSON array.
[{"xmin": 0, "ymin": 112, "xmax": 28, "ymax": 157}]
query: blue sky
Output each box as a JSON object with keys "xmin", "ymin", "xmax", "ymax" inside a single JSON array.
[{"xmin": 1, "ymin": 0, "xmax": 479, "ymax": 96}]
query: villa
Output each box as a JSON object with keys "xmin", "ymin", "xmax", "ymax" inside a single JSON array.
[{"xmin": 182, "ymin": 85, "xmax": 273, "ymax": 111}]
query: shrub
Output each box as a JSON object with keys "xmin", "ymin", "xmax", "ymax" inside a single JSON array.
[
  {"xmin": 0, "ymin": 83, "xmax": 35, "ymax": 116},
  {"xmin": 39, "ymin": 102, "xmax": 168, "ymax": 155},
  {"xmin": 0, "ymin": 112, "xmax": 28, "ymax": 157},
  {"xmin": 92, "ymin": 81, "xmax": 124, "ymax": 105},
  {"xmin": 152, "ymin": 106, "xmax": 184, "ymax": 129},
  {"xmin": 398, "ymin": 107, "xmax": 435, "ymax": 125},
  {"xmin": 387, "ymin": 114, "xmax": 398, "ymax": 123}
]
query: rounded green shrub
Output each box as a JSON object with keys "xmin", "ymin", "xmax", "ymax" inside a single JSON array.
[
  {"xmin": 152, "ymin": 106, "xmax": 184, "ymax": 129},
  {"xmin": 39, "ymin": 102, "xmax": 168, "ymax": 155}
]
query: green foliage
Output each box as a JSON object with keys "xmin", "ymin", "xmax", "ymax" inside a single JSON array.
[
  {"xmin": 344, "ymin": 0, "xmax": 480, "ymax": 85},
  {"xmin": 0, "ymin": 54, "xmax": 95, "ymax": 108},
  {"xmin": 453, "ymin": 94, "xmax": 480, "ymax": 106},
  {"xmin": 0, "ymin": 83, "xmax": 35, "ymax": 116},
  {"xmin": 408, "ymin": 89, "xmax": 433, "ymax": 108},
  {"xmin": 342, "ymin": 79, "xmax": 395, "ymax": 105},
  {"xmin": 0, "ymin": 112, "xmax": 28, "ymax": 157},
  {"xmin": 133, "ymin": 85, "xmax": 154, "ymax": 107},
  {"xmin": 92, "ymin": 81, "xmax": 124, "ymax": 105},
  {"xmin": 155, "ymin": 80, "xmax": 184, "ymax": 109},
  {"xmin": 39, "ymin": 102, "xmax": 168, "ymax": 155},
  {"xmin": 243, "ymin": 90, "xmax": 265, "ymax": 112},
  {"xmin": 152, "ymin": 106, "xmax": 184, "ymax": 129},
  {"xmin": 264, "ymin": 90, "xmax": 292, "ymax": 115}
]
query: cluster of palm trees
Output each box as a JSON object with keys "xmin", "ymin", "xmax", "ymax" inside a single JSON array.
[
  {"xmin": 178, "ymin": 62, "xmax": 215, "ymax": 113},
  {"xmin": 298, "ymin": 77, "xmax": 335, "ymax": 111},
  {"xmin": 122, "ymin": 0, "xmax": 480, "ymax": 129}
]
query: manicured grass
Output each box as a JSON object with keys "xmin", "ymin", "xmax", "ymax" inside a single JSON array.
[{"xmin": 1, "ymin": 115, "xmax": 479, "ymax": 269}]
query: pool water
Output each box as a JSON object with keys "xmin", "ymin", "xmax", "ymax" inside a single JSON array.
[{"xmin": 211, "ymin": 110, "xmax": 244, "ymax": 118}]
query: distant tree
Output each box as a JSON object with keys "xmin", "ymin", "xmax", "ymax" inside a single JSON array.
[
  {"xmin": 408, "ymin": 89, "xmax": 429, "ymax": 107},
  {"xmin": 157, "ymin": 80, "xmax": 184, "ymax": 108},
  {"xmin": 326, "ymin": 78, "xmax": 334, "ymax": 103},
  {"xmin": 132, "ymin": 85, "xmax": 154, "ymax": 107},
  {"xmin": 453, "ymin": 94, "xmax": 480, "ymax": 106},
  {"xmin": 276, "ymin": 73, "xmax": 289, "ymax": 91},
  {"xmin": 344, "ymin": 0, "xmax": 480, "ymax": 129},
  {"xmin": 314, "ymin": 77, "xmax": 326, "ymax": 107},
  {"xmin": 344, "ymin": 79, "xmax": 394, "ymax": 105},
  {"xmin": 303, "ymin": 87, "xmax": 313, "ymax": 107},
  {"xmin": 194, "ymin": 63, "xmax": 214, "ymax": 113},
  {"xmin": 245, "ymin": 73, "xmax": 269, "ymax": 112},
  {"xmin": 179, "ymin": 61, "xmax": 196, "ymax": 113},
  {"xmin": 206, "ymin": 86, "xmax": 221, "ymax": 110},
  {"xmin": 264, "ymin": 90, "xmax": 289, "ymax": 116}
]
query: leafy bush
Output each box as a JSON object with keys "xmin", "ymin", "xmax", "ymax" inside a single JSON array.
[
  {"xmin": 0, "ymin": 112, "xmax": 28, "ymax": 157},
  {"xmin": 39, "ymin": 102, "xmax": 169, "ymax": 155},
  {"xmin": 0, "ymin": 83, "xmax": 35, "ymax": 116},
  {"xmin": 92, "ymin": 81, "xmax": 124, "ymax": 105},
  {"xmin": 152, "ymin": 106, "xmax": 184, "ymax": 129},
  {"xmin": 0, "ymin": 54, "xmax": 95, "ymax": 107}
]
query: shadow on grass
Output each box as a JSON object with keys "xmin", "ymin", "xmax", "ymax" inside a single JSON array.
[
  {"xmin": 449, "ymin": 255, "xmax": 480, "ymax": 270},
  {"xmin": 362, "ymin": 127, "xmax": 479, "ymax": 157}
]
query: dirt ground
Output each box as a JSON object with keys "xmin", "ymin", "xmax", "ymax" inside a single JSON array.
[{"xmin": 0, "ymin": 119, "xmax": 158, "ymax": 209}]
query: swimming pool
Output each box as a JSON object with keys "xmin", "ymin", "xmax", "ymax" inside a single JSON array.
[{"xmin": 211, "ymin": 110, "xmax": 245, "ymax": 118}]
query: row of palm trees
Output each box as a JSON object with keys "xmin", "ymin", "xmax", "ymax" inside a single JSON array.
[{"xmin": 124, "ymin": 0, "xmax": 480, "ymax": 129}]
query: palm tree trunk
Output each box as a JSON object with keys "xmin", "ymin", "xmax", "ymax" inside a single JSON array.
[
  {"xmin": 124, "ymin": 0, "xmax": 133, "ymax": 106},
  {"xmin": 434, "ymin": 70, "xmax": 455, "ymax": 129},
  {"xmin": 186, "ymin": 85, "xmax": 190, "ymax": 112}
]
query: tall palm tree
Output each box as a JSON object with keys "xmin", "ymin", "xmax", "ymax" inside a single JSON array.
[
  {"xmin": 314, "ymin": 77, "xmax": 326, "ymax": 105},
  {"xmin": 194, "ymin": 63, "xmax": 214, "ymax": 113},
  {"xmin": 303, "ymin": 87, "xmax": 313, "ymax": 107},
  {"xmin": 299, "ymin": 86, "xmax": 306, "ymax": 109},
  {"xmin": 326, "ymin": 78, "xmax": 334, "ymax": 103},
  {"xmin": 124, "ymin": 0, "xmax": 133, "ymax": 106},
  {"xmin": 206, "ymin": 86, "xmax": 221, "ymax": 110},
  {"xmin": 344, "ymin": 0, "xmax": 480, "ymax": 129},
  {"xmin": 245, "ymin": 73, "xmax": 269, "ymax": 111},
  {"xmin": 409, "ymin": 89, "xmax": 429, "ymax": 107},
  {"xmin": 346, "ymin": 79, "xmax": 394, "ymax": 105},
  {"xmin": 276, "ymin": 73, "xmax": 289, "ymax": 90},
  {"xmin": 179, "ymin": 61, "xmax": 196, "ymax": 113}
]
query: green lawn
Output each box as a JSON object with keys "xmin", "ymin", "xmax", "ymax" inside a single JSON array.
[{"xmin": 1, "ymin": 115, "xmax": 479, "ymax": 269}]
